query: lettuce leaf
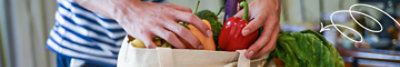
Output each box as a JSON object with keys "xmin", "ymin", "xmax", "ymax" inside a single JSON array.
[{"xmin": 273, "ymin": 30, "xmax": 344, "ymax": 67}]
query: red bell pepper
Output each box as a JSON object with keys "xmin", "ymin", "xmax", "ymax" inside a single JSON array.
[{"xmin": 218, "ymin": 1, "xmax": 259, "ymax": 51}]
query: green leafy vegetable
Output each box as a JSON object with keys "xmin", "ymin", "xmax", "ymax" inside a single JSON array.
[
  {"xmin": 197, "ymin": 10, "xmax": 219, "ymax": 21},
  {"xmin": 273, "ymin": 30, "xmax": 344, "ymax": 67}
]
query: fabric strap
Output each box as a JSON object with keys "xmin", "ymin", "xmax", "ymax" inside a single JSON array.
[{"xmin": 236, "ymin": 50, "xmax": 251, "ymax": 67}]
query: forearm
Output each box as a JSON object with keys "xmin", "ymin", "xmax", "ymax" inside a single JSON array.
[
  {"xmin": 259, "ymin": 0, "xmax": 280, "ymax": 13},
  {"xmin": 75, "ymin": 0, "xmax": 141, "ymax": 19},
  {"xmin": 269, "ymin": 0, "xmax": 281, "ymax": 13}
]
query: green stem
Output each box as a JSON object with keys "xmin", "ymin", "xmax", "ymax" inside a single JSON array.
[
  {"xmin": 193, "ymin": 0, "xmax": 200, "ymax": 14},
  {"xmin": 240, "ymin": 1, "xmax": 249, "ymax": 21},
  {"xmin": 217, "ymin": 6, "xmax": 224, "ymax": 16}
]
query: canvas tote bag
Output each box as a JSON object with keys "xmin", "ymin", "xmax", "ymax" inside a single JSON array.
[{"xmin": 117, "ymin": 36, "xmax": 270, "ymax": 67}]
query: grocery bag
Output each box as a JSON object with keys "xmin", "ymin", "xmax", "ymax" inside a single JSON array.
[{"xmin": 117, "ymin": 36, "xmax": 270, "ymax": 67}]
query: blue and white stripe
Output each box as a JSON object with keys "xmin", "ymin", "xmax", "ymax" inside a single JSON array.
[
  {"xmin": 46, "ymin": 0, "xmax": 167, "ymax": 66},
  {"xmin": 47, "ymin": 0, "xmax": 165, "ymax": 66}
]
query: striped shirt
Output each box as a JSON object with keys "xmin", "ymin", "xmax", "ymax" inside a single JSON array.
[{"xmin": 47, "ymin": 0, "xmax": 164, "ymax": 66}]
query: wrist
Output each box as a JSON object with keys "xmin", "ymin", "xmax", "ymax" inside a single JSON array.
[{"xmin": 109, "ymin": 0, "xmax": 153, "ymax": 23}]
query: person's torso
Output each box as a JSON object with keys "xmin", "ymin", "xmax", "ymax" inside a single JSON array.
[{"xmin": 47, "ymin": 0, "xmax": 165, "ymax": 66}]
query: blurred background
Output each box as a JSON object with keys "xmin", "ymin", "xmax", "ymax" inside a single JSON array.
[{"xmin": 2, "ymin": 0, "xmax": 400, "ymax": 67}]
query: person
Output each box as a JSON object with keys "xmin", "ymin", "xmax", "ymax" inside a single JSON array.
[
  {"xmin": 46, "ymin": 0, "xmax": 280, "ymax": 67},
  {"xmin": 235, "ymin": 0, "xmax": 281, "ymax": 59}
]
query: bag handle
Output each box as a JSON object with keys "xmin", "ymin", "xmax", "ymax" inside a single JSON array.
[
  {"xmin": 236, "ymin": 50, "xmax": 251, "ymax": 67},
  {"xmin": 156, "ymin": 48, "xmax": 174, "ymax": 67}
]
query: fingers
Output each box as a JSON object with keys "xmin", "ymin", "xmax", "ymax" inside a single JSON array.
[
  {"xmin": 151, "ymin": 26, "xmax": 186, "ymax": 49},
  {"xmin": 135, "ymin": 33, "xmax": 158, "ymax": 48},
  {"xmin": 162, "ymin": 3, "xmax": 192, "ymax": 12},
  {"xmin": 234, "ymin": 10, "xmax": 244, "ymax": 18},
  {"xmin": 245, "ymin": 28, "xmax": 272, "ymax": 58},
  {"xmin": 245, "ymin": 19, "xmax": 279, "ymax": 59},
  {"xmin": 172, "ymin": 10, "xmax": 212, "ymax": 37},
  {"xmin": 236, "ymin": 8, "xmax": 264, "ymax": 36},
  {"xmin": 162, "ymin": 20, "xmax": 201, "ymax": 49},
  {"xmin": 252, "ymin": 25, "xmax": 280, "ymax": 59},
  {"xmin": 233, "ymin": 9, "xmax": 253, "ymax": 20},
  {"xmin": 242, "ymin": 17, "xmax": 266, "ymax": 36}
]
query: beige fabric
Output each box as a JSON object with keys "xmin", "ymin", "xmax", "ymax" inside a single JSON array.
[
  {"xmin": 237, "ymin": 50, "xmax": 250, "ymax": 67},
  {"xmin": 70, "ymin": 58, "xmax": 85, "ymax": 67},
  {"xmin": 157, "ymin": 48, "xmax": 174, "ymax": 67},
  {"xmin": 118, "ymin": 36, "xmax": 270, "ymax": 67}
]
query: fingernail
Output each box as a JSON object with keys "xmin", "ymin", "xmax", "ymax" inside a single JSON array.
[
  {"xmin": 247, "ymin": 50, "xmax": 254, "ymax": 58},
  {"xmin": 207, "ymin": 30, "xmax": 213, "ymax": 37},
  {"xmin": 242, "ymin": 29, "xmax": 249, "ymax": 36}
]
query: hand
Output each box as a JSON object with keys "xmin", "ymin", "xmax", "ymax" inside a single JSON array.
[
  {"xmin": 234, "ymin": 0, "xmax": 281, "ymax": 59},
  {"xmin": 77, "ymin": 0, "xmax": 212, "ymax": 49},
  {"xmin": 116, "ymin": 1, "xmax": 213, "ymax": 49}
]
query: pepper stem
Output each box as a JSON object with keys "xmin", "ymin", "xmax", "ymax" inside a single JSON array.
[
  {"xmin": 193, "ymin": 0, "xmax": 200, "ymax": 14},
  {"xmin": 239, "ymin": 1, "xmax": 249, "ymax": 21}
]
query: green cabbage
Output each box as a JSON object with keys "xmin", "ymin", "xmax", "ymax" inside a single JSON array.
[{"xmin": 272, "ymin": 30, "xmax": 344, "ymax": 67}]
